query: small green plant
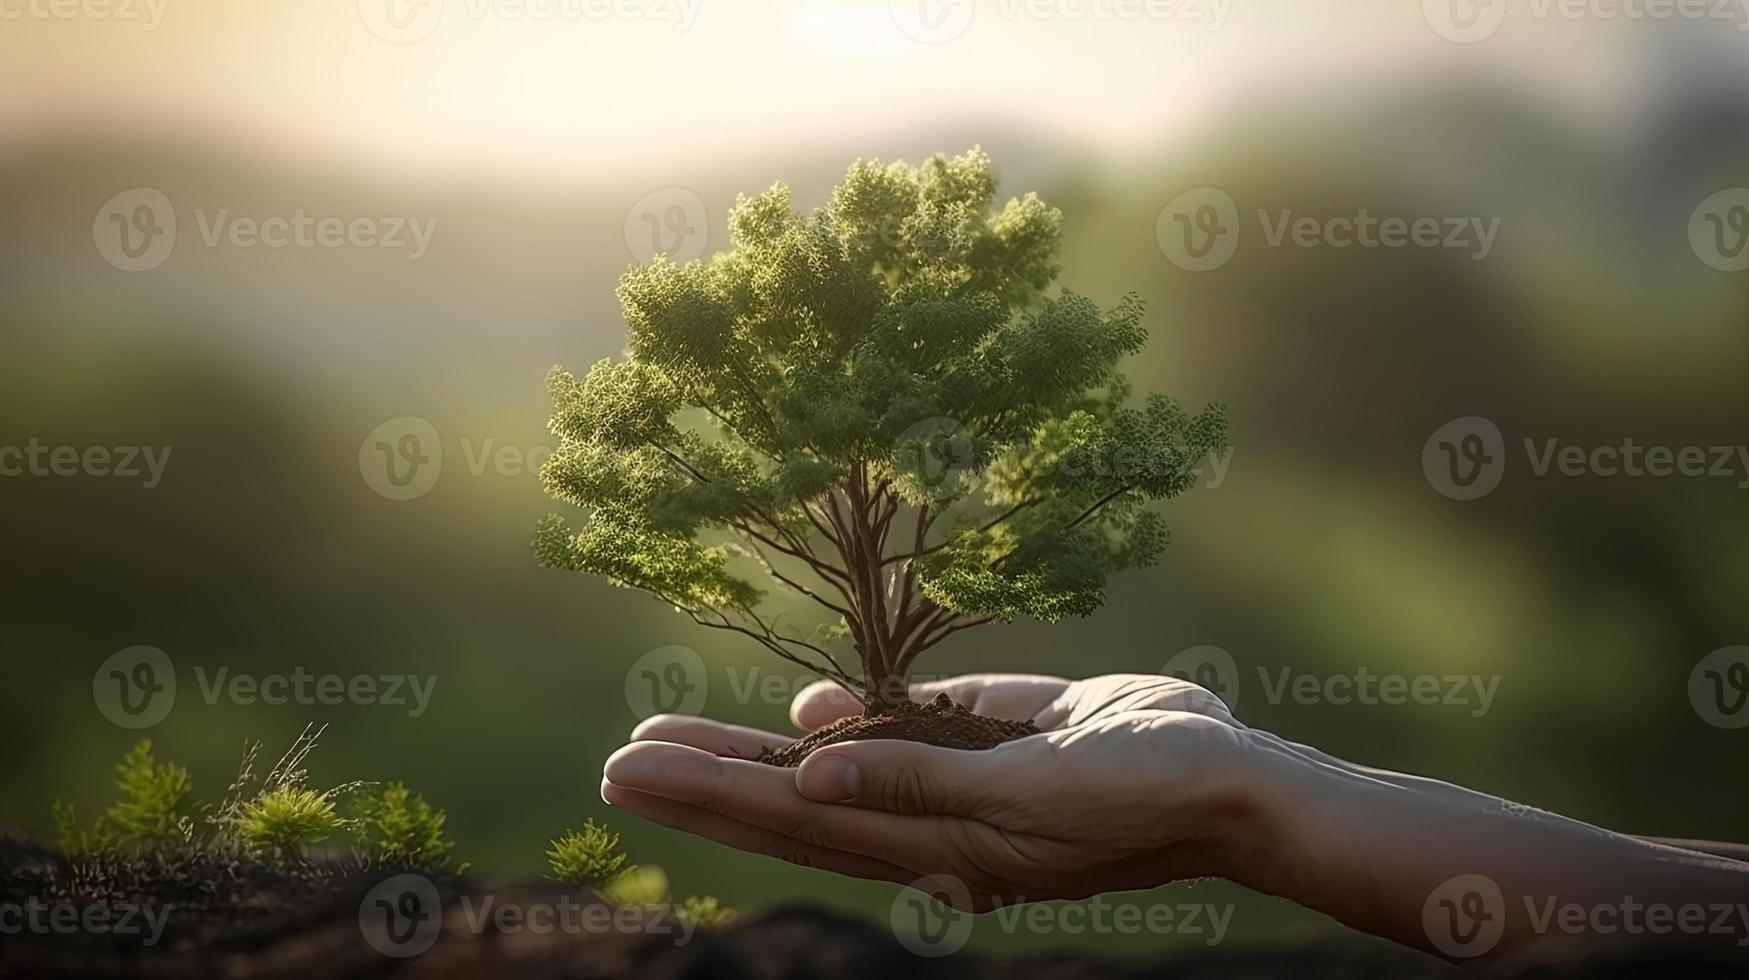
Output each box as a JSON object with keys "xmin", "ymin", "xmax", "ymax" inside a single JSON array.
[
  {"xmin": 53, "ymin": 739, "xmax": 194, "ymax": 855},
  {"xmin": 546, "ymin": 819, "xmax": 735, "ymax": 923},
  {"xmin": 599, "ymin": 865, "xmax": 669, "ymax": 906},
  {"xmin": 236, "ymin": 785, "xmax": 344, "ymax": 861},
  {"xmin": 48, "ymin": 725, "xmax": 460, "ymax": 872},
  {"xmin": 351, "ymin": 782, "xmax": 459, "ymax": 870},
  {"xmin": 676, "ymin": 894, "xmax": 736, "ymax": 928},
  {"xmin": 51, "ymin": 799, "xmax": 92, "ymax": 856},
  {"xmin": 546, "ymin": 818, "xmax": 632, "ymax": 887},
  {"xmin": 219, "ymin": 724, "xmax": 358, "ymax": 861}
]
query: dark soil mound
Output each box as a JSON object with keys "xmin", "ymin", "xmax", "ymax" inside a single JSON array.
[
  {"xmin": 756, "ymin": 693, "xmax": 1039, "ymax": 767},
  {"xmin": 3, "ymin": 838, "xmax": 1741, "ymax": 979}
]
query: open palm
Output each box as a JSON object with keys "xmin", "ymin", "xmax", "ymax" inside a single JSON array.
[{"xmin": 602, "ymin": 673, "xmax": 1274, "ymax": 909}]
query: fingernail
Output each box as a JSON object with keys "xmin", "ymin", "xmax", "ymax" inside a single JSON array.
[{"xmin": 798, "ymin": 753, "xmax": 860, "ymax": 802}]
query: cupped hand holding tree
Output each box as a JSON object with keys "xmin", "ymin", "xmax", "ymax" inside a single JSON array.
[{"xmin": 535, "ymin": 148, "xmax": 1226, "ymax": 721}]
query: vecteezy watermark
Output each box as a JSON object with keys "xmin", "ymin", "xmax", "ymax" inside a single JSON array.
[
  {"xmin": 92, "ymin": 646, "xmax": 438, "ymax": 729},
  {"xmin": 1424, "ymin": 873, "xmax": 1749, "ymax": 958},
  {"xmin": 1423, "ymin": 873, "xmax": 1508, "ymax": 958},
  {"xmin": 358, "ymin": 417, "xmax": 555, "ymax": 501},
  {"xmin": 92, "ymin": 188, "xmax": 437, "ymax": 272},
  {"xmin": 1421, "ymin": 416, "xmax": 1506, "ymax": 501},
  {"xmin": 1422, "ymin": 416, "xmax": 1749, "ymax": 501},
  {"xmin": 895, "ymin": 415, "xmax": 1234, "ymax": 505},
  {"xmin": 357, "ymin": 873, "xmax": 699, "ymax": 958},
  {"xmin": 1157, "ymin": 188, "xmax": 1501, "ymax": 271},
  {"xmin": 1689, "ymin": 646, "xmax": 1749, "ymax": 730},
  {"xmin": 359, "ymin": 874, "xmax": 444, "ymax": 957},
  {"xmin": 0, "ymin": 439, "xmax": 172, "ymax": 489},
  {"xmin": 0, "ymin": 899, "xmax": 170, "ymax": 947},
  {"xmin": 889, "ymin": 0, "xmax": 1229, "ymax": 44},
  {"xmin": 0, "ymin": 0, "xmax": 168, "ymax": 29},
  {"xmin": 625, "ymin": 645, "xmax": 710, "ymax": 719},
  {"xmin": 624, "ymin": 187, "xmax": 708, "ymax": 264},
  {"xmin": 93, "ymin": 646, "xmax": 177, "ymax": 730},
  {"xmin": 1163, "ymin": 645, "xmax": 1501, "ymax": 718},
  {"xmin": 1691, "ymin": 189, "xmax": 1749, "ymax": 272},
  {"xmin": 358, "ymin": 0, "xmax": 700, "ymax": 44},
  {"xmin": 625, "ymin": 659, "xmax": 989, "ymax": 720},
  {"xmin": 1424, "ymin": 0, "xmax": 1749, "ymax": 44},
  {"xmin": 92, "ymin": 188, "xmax": 176, "ymax": 272},
  {"xmin": 191, "ymin": 209, "xmax": 436, "ymax": 260},
  {"xmin": 889, "ymin": 875, "xmax": 1232, "ymax": 957},
  {"xmin": 360, "ymin": 417, "xmax": 443, "ymax": 501}
]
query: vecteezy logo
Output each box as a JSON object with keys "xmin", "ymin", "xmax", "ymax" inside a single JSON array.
[
  {"xmin": 1157, "ymin": 188, "xmax": 1240, "ymax": 272},
  {"xmin": 1161, "ymin": 644, "xmax": 1241, "ymax": 711},
  {"xmin": 1422, "ymin": 416, "xmax": 1506, "ymax": 501},
  {"xmin": 624, "ymin": 645, "xmax": 708, "ymax": 719},
  {"xmin": 890, "ymin": 874, "xmax": 973, "ymax": 957},
  {"xmin": 1689, "ymin": 646, "xmax": 1749, "ymax": 730},
  {"xmin": 359, "ymin": 873, "xmax": 442, "ymax": 957},
  {"xmin": 359, "ymin": 417, "xmax": 442, "ymax": 501},
  {"xmin": 358, "ymin": 0, "xmax": 444, "ymax": 43},
  {"xmin": 92, "ymin": 188, "xmax": 176, "ymax": 272},
  {"xmin": 1690, "ymin": 189, "xmax": 1749, "ymax": 273},
  {"xmin": 890, "ymin": 0, "xmax": 975, "ymax": 44},
  {"xmin": 894, "ymin": 417, "xmax": 977, "ymax": 502},
  {"xmin": 93, "ymin": 645, "xmax": 176, "ymax": 729},
  {"xmin": 1423, "ymin": 0, "xmax": 1506, "ymax": 43},
  {"xmin": 624, "ymin": 188, "xmax": 708, "ymax": 264},
  {"xmin": 1422, "ymin": 873, "xmax": 1505, "ymax": 958}
]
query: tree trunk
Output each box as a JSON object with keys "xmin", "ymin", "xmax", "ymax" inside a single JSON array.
[{"xmin": 865, "ymin": 672, "xmax": 910, "ymax": 714}]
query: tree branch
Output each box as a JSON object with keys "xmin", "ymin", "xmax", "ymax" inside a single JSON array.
[
  {"xmin": 898, "ymin": 613, "xmax": 995, "ymax": 672},
  {"xmin": 1066, "ymin": 484, "xmax": 1134, "ymax": 531},
  {"xmin": 881, "ymin": 496, "xmax": 1038, "ymax": 566},
  {"xmin": 735, "ymin": 534, "xmax": 857, "ymax": 622}
]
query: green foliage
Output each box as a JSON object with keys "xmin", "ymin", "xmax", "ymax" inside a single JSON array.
[
  {"xmin": 51, "ymin": 799, "xmax": 91, "ymax": 856},
  {"xmin": 52, "ymin": 739, "xmax": 194, "ymax": 855},
  {"xmin": 546, "ymin": 818, "xmax": 632, "ymax": 887},
  {"xmin": 48, "ymin": 728, "xmax": 463, "ymax": 873},
  {"xmin": 351, "ymin": 782, "xmax": 459, "ymax": 871},
  {"xmin": 104, "ymin": 740, "xmax": 194, "ymax": 845},
  {"xmin": 236, "ymin": 785, "xmax": 344, "ymax": 860},
  {"xmin": 676, "ymin": 894, "xmax": 737, "ymax": 928},
  {"xmin": 547, "ymin": 824, "xmax": 732, "ymax": 923},
  {"xmin": 538, "ymin": 147, "xmax": 1229, "ymax": 699},
  {"xmin": 599, "ymin": 864, "xmax": 669, "ymax": 906}
]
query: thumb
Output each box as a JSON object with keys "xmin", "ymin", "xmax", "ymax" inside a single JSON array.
[{"xmin": 795, "ymin": 739, "xmax": 1014, "ymax": 817}]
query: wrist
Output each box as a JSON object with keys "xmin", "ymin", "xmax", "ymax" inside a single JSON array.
[{"xmin": 1201, "ymin": 726, "xmax": 1339, "ymax": 897}]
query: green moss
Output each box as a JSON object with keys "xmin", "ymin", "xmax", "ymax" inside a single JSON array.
[
  {"xmin": 351, "ymin": 782, "xmax": 459, "ymax": 870},
  {"xmin": 236, "ymin": 785, "xmax": 343, "ymax": 860},
  {"xmin": 546, "ymin": 818, "xmax": 633, "ymax": 887},
  {"xmin": 676, "ymin": 894, "xmax": 737, "ymax": 927},
  {"xmin": 52, "ymin": 739, "xmax": 193, "ymax": 855}
]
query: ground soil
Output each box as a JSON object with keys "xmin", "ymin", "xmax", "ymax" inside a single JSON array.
[
  {"xmin": 3, "ymin": 838, "xmax": 1742, "ymax": 978},
  {"xmin": 755, "ymin": 693, "xmax": 1040, "ymax": 767}
]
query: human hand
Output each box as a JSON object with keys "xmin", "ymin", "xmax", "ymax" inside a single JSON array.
[{"xmin": 601, "ymin": 673, "xmax": 1293, "ymax": 909}]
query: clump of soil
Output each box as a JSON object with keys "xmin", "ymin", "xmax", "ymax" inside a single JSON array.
[{"xmin": 756, "ymin": 693, "xmax": 1039, "ymax": 767}]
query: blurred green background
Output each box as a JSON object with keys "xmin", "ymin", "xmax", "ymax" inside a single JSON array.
[{"xmin": 2, "ymin": 0, "xmax": 1747, "ymax": 961}]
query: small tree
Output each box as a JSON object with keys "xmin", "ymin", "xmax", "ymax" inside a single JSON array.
[{"xmin": 536, "ymin": 148, "xmax": 1226, "ymax": 713}]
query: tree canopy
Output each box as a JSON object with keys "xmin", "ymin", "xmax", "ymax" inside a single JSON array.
[{"xmin": 536, "ymin": 148, "xmax": 1226, "ymax": 709}]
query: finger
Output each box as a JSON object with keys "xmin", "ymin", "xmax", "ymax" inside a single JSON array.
[
  {"xmin": 795, "ymin": 737, "xmax": 1028, "ymax": 816},
  {"xmin": 1045, "ymin": 674, "xmax": 1238, "ymax": 729},
  {"xmin": 630, "ymin": 714, "xmax": 789, "ymax": 758},
  {"xmin": 790, "ymin": 673, "xmax": 1069, "ymax": 731},
  {"xmin": 600, "ymin": 781, "xmax": 917, "ymax": 885},
  {"xmin": 789, "ymin": 681, "xmax": 867, "ymax": 731},
  {"xmin": 603, "ymin": 741, "xmax": 964, "ymax": 873}
]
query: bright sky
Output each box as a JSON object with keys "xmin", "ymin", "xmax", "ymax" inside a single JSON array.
[{"xmin": 0, "ymin": 0, "xmax": 1700, "ymax": 179}]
